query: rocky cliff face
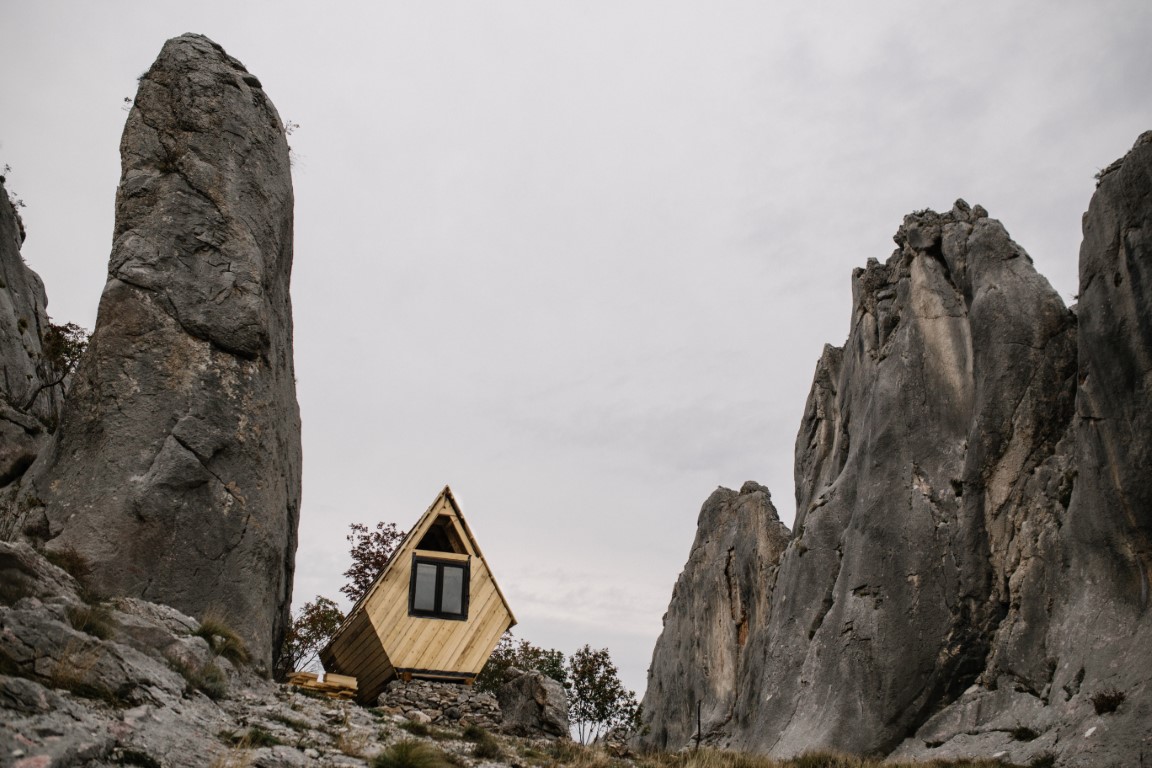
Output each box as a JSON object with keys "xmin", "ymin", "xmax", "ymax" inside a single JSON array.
[
  {"xmin": 641, "ymin": 133, "xmax": 1152, "ymax": 766},
  {"xmin": 4, "ymin": 34, "xmax": 301, "ymax": 672},
  {"xmin": 641, "ymin": 482, "xmax": 790, "ymax": 750},
  {"xmin": 0, "ymin": 180, "xmax": 62, "ymax": 487}
]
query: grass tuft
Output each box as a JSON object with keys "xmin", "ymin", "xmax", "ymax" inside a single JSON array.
[
  {"xmin": 372, "ymin": 740, "xmax": 453, "ymax": 768},
  {"xmin": 42, "ymin": 545, "xmax": 99, "ymax": 601},
  {"xmin": 66, "ymin": 604, "xmax": 117, "ymax": 640},
  {"xmin": 172, "ymin": 658, "xmax": 229, "ymax": 700},
  {"xmin": 0, "ymin": 571, "xmax": 35, "ymax": 606},
  {"xmin": 400, "ymin": 720, "xmax": 431, "ymax": 737},
  {"xmin": 461, "ymin": 723, "xmax": 488, "ymax": 742},
  {"xmin": 195, "ymin": 614, "xmax": 251, "ymax": 666},
  {"xmin": 472, "ymin": 734, "xmax": 503, "ymax": 760}
]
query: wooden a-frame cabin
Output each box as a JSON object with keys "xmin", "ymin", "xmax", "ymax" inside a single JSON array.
[{"xmin": 320, "ymin": 486, "xmax": 516, "ymax": 704}]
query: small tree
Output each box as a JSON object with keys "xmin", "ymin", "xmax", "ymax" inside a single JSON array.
[
  {"xmin": 568, "ymin": 645, "xmax": 640, "ymax": 744},
  {"xmin": 473, "ymin": 631, "xmax": 568, "ymax": 694},
  {"xmin": 277, "ymin": 596, "xmax": 345, "ymax": 678},
  {"xmin": 25, "ymin": 321, "xmax": 90, "ymax": 411},
  {"xmin": 341, "ymin": 521, "xmax": 406, "ymax": 602}
]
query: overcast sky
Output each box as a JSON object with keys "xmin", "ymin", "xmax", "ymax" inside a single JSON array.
[{"xmin": 3, "ymin": 1, "xmax": 1150, "ymax": 696}]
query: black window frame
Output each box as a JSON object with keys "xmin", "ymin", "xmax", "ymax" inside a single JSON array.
[{"xmin": 408, "ymin": 555, "xmax": 470, "ymax": 621}]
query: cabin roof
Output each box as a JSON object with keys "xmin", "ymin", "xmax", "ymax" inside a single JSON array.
[{"xmin": 325, "ymin": 485, "xmax": 516, "ymax": 650}]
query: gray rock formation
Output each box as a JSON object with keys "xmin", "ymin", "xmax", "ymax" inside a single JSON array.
[
  {"xmin": 640, "ymin": 482, "xmax": 790, "ymax": 749},
  {"xmin": 497, "ymin": 666, "xmax": 571, "ymax": 738},
  {"xmin": 0, "ymin": 179, "xmax": 62, "ymax": 487},
  {"xmin": 892, "ymin": 130, "xmax": 1152, "ymax": 767},
  {"xmin": 5, "ymin": 34, "xmax": 301, "ymax": 672},
  {"xmin": 2, "ymin": 541, "xmax": 513, "ymax": 767},
  {"xmin": 642, "ymin": 131, "xmax": 1152, "ymax": 766}
]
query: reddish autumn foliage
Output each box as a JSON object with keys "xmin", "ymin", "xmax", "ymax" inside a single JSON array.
[{"xmin": 340, "ymin": 521, "xmax": 406, "ymax": 602}]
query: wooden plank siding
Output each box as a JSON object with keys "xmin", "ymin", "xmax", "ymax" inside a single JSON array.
[
  {"xmin": 320, "ymin": 486, "xmax": 516, "ymax": 700},
  {"xmin": 320, "ymin": 609, "xmax": 395, "ymax": 703}
]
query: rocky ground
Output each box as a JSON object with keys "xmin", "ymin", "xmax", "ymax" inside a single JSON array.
[{"xmin": 0, "ymin": 541, "xmax": 570, "ymax": 768}]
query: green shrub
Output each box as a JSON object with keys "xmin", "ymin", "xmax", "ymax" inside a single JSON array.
[{"xmin": 372, "ymin": 740, "xmax": 452, "ymax": 768}]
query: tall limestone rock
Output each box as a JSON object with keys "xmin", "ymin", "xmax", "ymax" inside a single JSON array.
[
  {"xmin": 642, "ymin": 201, "xmax": 1077, "ymax": 756},
  {"xmin": 8, "ymin": 34, "xmax": 301, "ymax": 671},
  {"xmin": 892, "ymin": 131, "xmax": 1152, "ymax": 766},
  {"xmin": 0, "ymin": 179, "xmax": 62, "ymax": 488},
  {"xmin": 641, "ymin": 483, "xmax": 790, "ymax": 749},
  {"xmin": 643, "ymin": 133, "xmax": 1152, "ymax": 765}
]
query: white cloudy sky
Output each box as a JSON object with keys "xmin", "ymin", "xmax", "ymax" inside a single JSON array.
[{"xmin": 3, "ymin": 1, "xmax": 1150, "ymax": 695}]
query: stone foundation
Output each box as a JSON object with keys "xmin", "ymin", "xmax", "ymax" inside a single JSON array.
[{"xmin": 375, "ymin": 679, "xmax": 502, "ymax": 731}]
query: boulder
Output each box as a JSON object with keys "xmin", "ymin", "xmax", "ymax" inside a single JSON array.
[
  {"xmin": 498, "ymin": 667, "xmax": 570, "ymax": 738},
  {"xmin": 6, "ymin": 33, "xmax": 301, "ymax": 672}
]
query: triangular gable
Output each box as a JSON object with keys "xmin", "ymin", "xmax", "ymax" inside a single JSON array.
[{"xmin": 324, "ymin": 485, "xmax": 516, "ymax": 651}]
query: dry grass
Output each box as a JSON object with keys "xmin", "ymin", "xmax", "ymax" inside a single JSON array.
[
  {"xmin": 632, "ymin": 749, "xmax": 1024, "ymax": 768},
  {"xmin": 0, "ymin": 571, "xmax": 35, "ymax": 606},
  {"xmin": 195, "ymin": 612, "xmax": 251, "ymax": 666},
  {"xmin": 170, "ymin": 657, "xmax": 229, "ymax": 700},
  {"xmin": 372, "ymin": 740, "xmax": 454, "ymax": 768},
  {"xmin": 66, "ymin": 604, "xmax": 117, "ymax": 640},
  {"xmin": 49, "ymin": 639, "xmax": 116, "ymax": 702},
  {"xmin": 42, "ymin": 545, "xmax": 100, "ymax": 602}
]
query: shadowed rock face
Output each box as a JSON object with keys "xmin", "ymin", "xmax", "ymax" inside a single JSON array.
[
  {"xmin": 644, "ymin": 131, "xmax": 1152, "ymax": 762},
  {"xmin": 8, "ymin": 34, "xmax": 301, "ymax": 671},
  {"xmin": 0, "ymin": 181, "xmax": 61, "ymax": 487}
]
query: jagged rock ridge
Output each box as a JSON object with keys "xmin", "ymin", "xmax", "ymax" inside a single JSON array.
[
  {"xmin": 2, "ymin": 33, "xmax": 302, "ymax": 672},
  {"xmin": 641, "ymin": 133, "xmax": 1152, "ymax": 766}
]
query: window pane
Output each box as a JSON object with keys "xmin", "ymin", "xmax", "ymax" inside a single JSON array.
[
  {"xmin": 413, "ymin": 563, "xmax": 437, "ymax": 611},
  {"xmin": 440, "ymin": 566, "xmax": 465, "ymax": 615}
]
